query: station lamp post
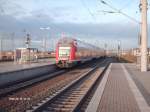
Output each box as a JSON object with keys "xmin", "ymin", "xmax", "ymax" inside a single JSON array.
[
  {"xmin": 40, "ymin": 27, "xmax": 50, "ymax": 52},
  {"xmin": 0, "ymin": 37, "xmax": 2, "ymax": 60},
  {"xmin": 117, "ymin": 40, "xmax": 121, "ymax": 60},
  {"xmin": 25, "ymin": 34, "xmax": 31, "ymax": 48},
  {"xmin": 104, "ymin": 43, "xmax": 107, "ymax": 56}
]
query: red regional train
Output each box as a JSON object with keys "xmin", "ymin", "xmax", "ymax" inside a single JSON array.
[{"xmin": 56, "ymin": 37, "xmax": 105, "ymax": 68}]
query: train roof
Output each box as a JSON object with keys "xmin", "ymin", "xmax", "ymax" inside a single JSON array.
[
  {"xmin": 57, "ymin": 37, "xmax": 103, "ymax": 50},
  {"xmin": 58, "ymin": 37, "xmax": 76, "ymax": 44}
]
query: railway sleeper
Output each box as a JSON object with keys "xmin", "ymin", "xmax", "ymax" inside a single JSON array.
[
  {"xmin": 50, "ymin": 104, "xmax": 65, "ymax": 108},
  {"xmin": 48, "ymin": 106, "xmax": 71, "ymax": 111},
  {"xmin": 54, "ymin": 98, "xmax": 79, "ymax": 103},
  {"xmin": 69, "ymin": 94, "xmax": 84, "ymax": 97},
  {"xmin": 62, "ymin": 104, "xmax": 75, "ymax": 108},
  {"xmin": 64, "ymin": 101, "xmax": 78, "ymax": 105},
  {"xmin": 68, "ymin": 98, "xmax": 80, "ymax": 102},
  {"xmin": 70, "ymin": 92, "xmax": 85, "ymax": 95},
  {"xmin": 57, "ymin": 108, "xmax": 72, "ymax": 112},
  {"xmin": 59, "ymin": 96, "xmax": 79, "ymax": 100},
  {"xmin": 66, "ymin": 93, "xmax": 85, "ymax": 97},
  {"xmin": 53, "ymin": 101, "xmax": 67, "ymax": 105},
  {"xmin": 65, "ymin": 91, "xmax": 85, "ymax": 94}
]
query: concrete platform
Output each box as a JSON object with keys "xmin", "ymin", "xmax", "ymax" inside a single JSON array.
[
  {"xmin": 125, "ymin": 63, "xmax": 150, "ymax": 107},
  {"xmin": 86, "ymin": 63, "xmax": 150, "ymax": 112},
  {"xmin": 0, "ymin": 58, "xmax": 56, "ymax": 87},
  {"xmin": 0, "ymin": 58, "xmax": 55, "ymax": 73}
]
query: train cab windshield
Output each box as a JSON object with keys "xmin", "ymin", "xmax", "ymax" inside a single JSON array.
[{"xmin": 59, "ymin": 47, "xmax": 70, "ymax": 57}]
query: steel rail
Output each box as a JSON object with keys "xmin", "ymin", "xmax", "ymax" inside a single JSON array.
[
  {"xmin": 29, "ymin": 59, "xmax": 108, "ymax": 112},
  {"xmin": 0, "ymin": 69, "xmax": 66, "ymax": 98}
]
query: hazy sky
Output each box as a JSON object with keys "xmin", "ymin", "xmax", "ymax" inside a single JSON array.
[{"xmin": 0, "ymin": 0, "xmax": 150, "ymax": 50}]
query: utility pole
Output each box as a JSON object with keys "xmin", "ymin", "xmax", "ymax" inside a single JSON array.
[
  {"xmin": 104, "ymin": 43, "xmax": 107, "ymax": 57},
  {"xmin": 25, "ymin": 34, "xmax": 31, "ymax": 48},
  {"xmin": 0, "ymin": 37, "xmax": 2, "ymax": 60},
  {"xmin": 118, "ymin": 40, "xmax": 121, "ymax": 60},
  {"xmin": 140, "ymin": 0, "xmax": 148, "ymax": 72},
  {"xmin": 43, "ymin": 37, "xmax": 47, "ymax": 52},
  {"xmin": 11, "ymin": 33, "xmax": 15, "ymax": 51}
]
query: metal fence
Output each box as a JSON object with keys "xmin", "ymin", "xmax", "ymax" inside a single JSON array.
[{"xmin": 0, "ymin": 33, "xmax": 57, "ymax": 52}]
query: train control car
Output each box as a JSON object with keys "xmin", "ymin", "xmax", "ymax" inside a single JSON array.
[{"xmin": 55, "ymin": 37, "xmax": 105, "ymax": 68}]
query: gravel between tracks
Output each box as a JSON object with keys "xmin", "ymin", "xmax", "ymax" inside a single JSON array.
[
  {"xmin": 0, "ymin": 60, "xmax": 104, "ymax": 112},
  {"xmin": 0, "ymin": 63, "xmax": 97, "ymax": 112}
]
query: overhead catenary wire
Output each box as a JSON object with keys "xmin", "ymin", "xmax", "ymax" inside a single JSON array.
[
  {"xmin": 119, "ymin": 0, "xmax": 135, "ymax": 11},
  {"xmin": 99, "ymin": 0, "xmax": 141, "ymax": 24},
  {"xmin": 116, "ymin": 0, "xmax": 136, "ymax": 11},
  {"xmin": 147, "ymin": 0, "xmax": 150, "ymax": 10},
  {"xmin": 80, "ymin": 0, "xmax": 97, "ymax": 21},
  {"xmin": 98, "ymin": 0, "xmax": 135, "ymax": 11}
]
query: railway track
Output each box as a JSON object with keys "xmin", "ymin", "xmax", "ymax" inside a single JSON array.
[
  {"xmin": 0, "ymin": 58, "xmax": 109, "ymax": 112},
  {"xmin": 0, "ymin": 69, "xmax": 66, "ymax": 98},
  {"xmin": 0, "ymin": 59, "xmax": 102, "ymax": 98},
  {"xmin": 29, "ymin": 58, "xmax": 110, "ymax": 112}
]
